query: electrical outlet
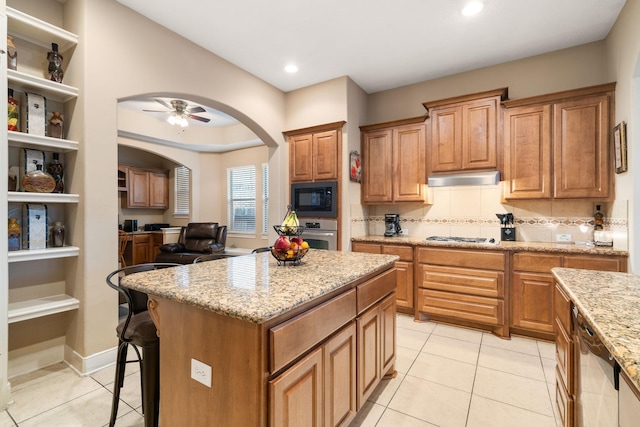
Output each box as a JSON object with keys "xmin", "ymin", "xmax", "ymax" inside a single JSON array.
[
  {"xmin": 191, "ymin": 358, "xmax": 212, "ymax": 388},
  {"xmin": 556, "ymin": 234, "xmax": 572, "ymax": 242}
]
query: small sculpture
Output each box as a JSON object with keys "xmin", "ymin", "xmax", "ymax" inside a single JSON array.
[{"xmin": 47, "ymin": 43, "xmax": 64, "ymax": 83}]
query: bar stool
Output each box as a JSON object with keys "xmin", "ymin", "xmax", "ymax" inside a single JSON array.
[
  {"xmin": 106, "ymin": 263, "xmax": 180, "ymax": 427},
  {"xmin": 117, "ymin": 230, "xmax": 128, "ymax": 267},
  {"xmin": 251, "ymin": 246, "xmax": 272, "ymax": 253}
]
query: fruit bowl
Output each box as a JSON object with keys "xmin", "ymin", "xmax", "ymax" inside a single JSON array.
[
  {"xmin": 271, "ymin": 246, "xmax": 309, "ymax": 265},
  {"xmin": 273, "ymin": 225, "xmax": 306, "ymax": 236}
]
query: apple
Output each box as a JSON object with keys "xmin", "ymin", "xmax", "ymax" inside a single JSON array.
[
  {"xmin": 273, "ymin": 236, "xmax": 290, "ymax": 252},
  {"xmin": 290, "ymin": 236, "xmax": 303, "ymax": 245}
]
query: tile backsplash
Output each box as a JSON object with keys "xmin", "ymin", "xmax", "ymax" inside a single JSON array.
[{"xmin": 350, "ymin": 184, "xmax": 628, "ymax": 250}]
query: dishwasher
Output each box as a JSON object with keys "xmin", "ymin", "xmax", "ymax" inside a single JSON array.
[{"xmin": 573, "ymin": 305, "xmax": 620, "ymax": 426}]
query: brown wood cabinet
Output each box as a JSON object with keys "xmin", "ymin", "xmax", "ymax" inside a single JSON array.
[
  {"xmin": 502, "ymin": 83, "xmax": 615, "ymax": 201},
  {"xmin": 121, "ymin": 165, "xmax": 169, "ymax": 209},
  {"xmin": 423, "ymin": 88, "xmax": 507, "ymax": 175},
  {"xmin": 511, "ymin": 251, "xmax": 627, "ymax": 340},
  {"xmin": 360, "ymin": 117, "xmax": 427, "ymax": 204},
  {"xmin": 416, "ymin": 247, "xmax": 508, "ymax": 337},
  {"xmin": 284, "ymin": 122, "xmax": 345, "ymax": 183},
  {"xmin": 554, "ymin": 283, "xmax": 575, "ymax": 427},
  {"xmin": 131, "ymin": 233, "xmax": 152, "ymax": 265},
  {"xmin": 351, "ymin": 241, "xmax": 414, "ymax": 314}
]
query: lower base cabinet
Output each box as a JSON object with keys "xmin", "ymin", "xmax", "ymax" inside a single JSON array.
[{"xmin": 270, "ymin": 322, "xmax": 357, "ymax": 427}]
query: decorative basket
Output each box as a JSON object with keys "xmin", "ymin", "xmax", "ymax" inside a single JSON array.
[
  {"xmin": 273, "ymin": 225, "xmax": 305, "ymax": 236},
  {"xmin": 271, "ymin": 225, "xmax": 308, "ymax": 265}
]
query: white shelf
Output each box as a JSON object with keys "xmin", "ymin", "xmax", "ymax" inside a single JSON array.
[
  {"xmin": 8, "ymin": 294, "xmax": 80, "ymax": 323},
  {"xmin": 8, "ymin": 192, "xmax": 79, "ymax": 203},
  {"xmin": 8, "ymin": 69, "xmax": 78, "ymax": 103},
  {"xmin": 8, "ymin": 131, "xmax": 79, "ymax": 152},
  {"xmin": 8, "ymin": 246, "xmax": 80, "ymax": 263},
  {"xmin": 7, "ymin": 6, "xmax": 78, "ymax": 52}
]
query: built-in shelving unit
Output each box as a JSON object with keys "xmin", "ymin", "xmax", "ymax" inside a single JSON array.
[{"xmin": 8, "ymin": 294, "xmax": 80, "ymax": 324}]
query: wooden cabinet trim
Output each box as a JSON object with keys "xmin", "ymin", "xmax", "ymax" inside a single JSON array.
[
  {"xmin": 270, "ymin": 289, "xmax": 356, "ymax": 374},
  {"xmin": 422, "ymin": 87, "xmax": 509, "ymax": 111},
  {"xmin": 283, "ymin": 121, "xmax": 346, "ymax": 137},
  {"xmin": 359, "ymin": 115, "xmax": 427, "ymax": 132},
  {"xmin": 502, "ymin": 82, "xmax": 616, "ymax": 109}
]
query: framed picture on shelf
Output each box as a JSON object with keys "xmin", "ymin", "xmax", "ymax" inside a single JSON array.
[
  {"xmin": 613, "ymin": 121, "xmax": 627, "ymax": 174},
  {"xmin": 350, "ymin": 151, "xmax": 361, "ymax": 183}
]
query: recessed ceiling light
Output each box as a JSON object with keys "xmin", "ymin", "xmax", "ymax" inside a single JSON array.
[
  {"xmin": 284, "ymin": 64, "xmax": 299, "ymax": 73},
  {"xmin": 462, "ymin": 1, "xmax": 483, "ymax": 16}
]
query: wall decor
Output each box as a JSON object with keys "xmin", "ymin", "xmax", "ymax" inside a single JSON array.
[
  {"xmin": 350, "ymin": 151, "xmax": 361, "ymax": 183},
  {"xmin": 613, "ymin": 121, "xmax": 627, "ymax": 174}
]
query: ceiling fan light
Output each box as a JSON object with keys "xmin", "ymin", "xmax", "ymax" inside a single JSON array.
[
  {"xmin": 179, "ymin": 116, "xmax": 189, "ymax": 127},
  {"xmin": 167, "ymin": 115, "xmax": 177, "ymax": 125}
]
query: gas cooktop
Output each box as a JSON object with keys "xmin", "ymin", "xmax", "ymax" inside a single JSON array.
[{"xmin": 426, "ymin": 236, "xmax": 495, "ymax": 244}]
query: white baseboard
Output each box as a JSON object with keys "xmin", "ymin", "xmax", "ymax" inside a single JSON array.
[{"xmin": 65, "ymin": 345, "xmax": 117, "ymax": 376}]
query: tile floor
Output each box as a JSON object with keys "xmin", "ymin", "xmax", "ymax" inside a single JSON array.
[{"xmin": 0, "ymin": 314, "xmax": 560, "ymax": 426}]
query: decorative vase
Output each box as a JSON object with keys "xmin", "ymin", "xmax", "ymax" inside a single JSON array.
[
  {"xmin": 51, "ymin": 221, "xmax": 65, "ymax": 247},
  {"xmin": 48, "ymin": 112, "xmax": 64, "ymax": 138},
  {"xmin": 8, "ymin": 218, "xmax": 21, "ymax": 251},
  {"xmin": 8, "ymin": 88, "xmax": 19, "ymax": 131},
  {"xmin": 22, "ymin": 162, "xmax": 56, "ymax": 193},
  {"xmin": 7, "ymin": 36, "xmax": 17, "ymax": 70},
  {"xmin": 47, "ymin": 43, "xmax": 64, "ymax": 83},
  {"xmin": 46, "ymin": 152, "xmax": 64, "ymax": 193}
]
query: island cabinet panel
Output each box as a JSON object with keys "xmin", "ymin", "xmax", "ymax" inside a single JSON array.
[
  {"xmin": 351, "ymin": 242, "xmax": 415, "ymax": 313},
  {"xmin": 554, "ymin": 284, "xmax": 575, "ymax": 427},
  {"xmin": 356, "ymin": 268, "xmax": 396, "ymax": 314},
  {"xmin": 416, "ymin": 247, "xmax": 507, "ymax": 337},
  {"xmin": 323, "ymin": 323, "xmax": 357, "ymax": 427},
  {"xmin": 270, "ymin": 289, "xmax": 356, "ymax": 374}
]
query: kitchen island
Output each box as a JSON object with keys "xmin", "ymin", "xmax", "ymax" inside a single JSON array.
[
  {"xmin": 552, "ymin": 268, "xmax": 640, "ymax": 425},
  {"xmin": 122, "ymin": 250, "xmax": 399, "ymax": 426}
]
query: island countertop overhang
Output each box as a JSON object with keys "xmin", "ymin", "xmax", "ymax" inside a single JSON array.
[{"xmin": 121, "ymin": 250, "xmax": 399, "ymax": 324}]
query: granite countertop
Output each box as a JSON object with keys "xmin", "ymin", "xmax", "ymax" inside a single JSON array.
[
  {"xmin": 552, "ymin": 268, "xmax": 640, "ymax": 392},
  {"xmin": 121, "ymin": 250, "xmax": 398, "ymax": 324},
  {"xmin": 351, "ymin": 235, "xmax": 628, "ymax": 256}
]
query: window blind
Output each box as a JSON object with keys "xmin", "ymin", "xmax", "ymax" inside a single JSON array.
[
  {"xmin": 174, "ymin": 165, "xmax": 190, "ymax": 216},
  {"xmin": 227, "ymin": 166, "xmax": 256, "ymax": 232},
  {"xmin": 262, "ymin": 163, "xmax": 269, "ymax": 234}
]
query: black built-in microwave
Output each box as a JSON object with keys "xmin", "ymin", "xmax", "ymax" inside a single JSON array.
[{"xmin": 291, "ymin": 181, "xmax": 337, "ymax": 218}]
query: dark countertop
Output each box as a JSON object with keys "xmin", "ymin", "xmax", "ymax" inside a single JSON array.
[{"xmin": 351, "ymin": 235, "xmax": 628, "ymax": 256}]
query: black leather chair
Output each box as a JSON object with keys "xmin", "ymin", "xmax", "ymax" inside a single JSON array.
[
  {"xmin": 106, "ymin": 262, "xmax": 180, "ymax": 427},
  {"xmin": 154, "ymin": 223, "xmax": 227, "ymax": 264}
]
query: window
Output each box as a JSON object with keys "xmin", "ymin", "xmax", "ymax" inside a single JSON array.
[
  {"xmin": 174, "ymin": 165, "xmax": 190, "ymax": 216},
  {"xmin": 262, "ymin": 163, "xmax": 269, "ymax": 234},
  {"xmin": 227, "ymin": 166, "xmax": 256, "ymax": 233}
]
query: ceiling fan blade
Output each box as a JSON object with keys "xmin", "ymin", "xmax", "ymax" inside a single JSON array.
[
  {"xmin": 155, "ymin": 99, "xmax": 173, "ymax": 110},
  {"xmin": 186, "ymin": 106, "xmax": 206, "ymax": 114},
  {"xmin": 188, "ymin": 114, "xmax": 210, "ymax": 123},
  {"xmin": 142, "ymin": 109, "xmax": 170, "ymax": 113}
]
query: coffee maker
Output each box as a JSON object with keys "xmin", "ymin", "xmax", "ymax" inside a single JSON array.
[{"xmin": 384, "ymin": 214, "xmax": 402, "ymax": 237}]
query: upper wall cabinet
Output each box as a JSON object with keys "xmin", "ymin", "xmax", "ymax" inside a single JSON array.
[
  {"xmin": 360, "ymin": 117, "xmax": 428, "ymax": 204},
  {"xmin": 284, "ymin": 121, "xmax": 346, "ymax": 182},
  {"xmin": 120, "ymin": 165, "xmax": 169, "ymax": 209},
  {"xmin": 423, "ymin": 88, "xmax": 508, "ymax": 175},
  {"xmin": 502, "ymin": 83, "xmax": 615, "ymax": 201}
]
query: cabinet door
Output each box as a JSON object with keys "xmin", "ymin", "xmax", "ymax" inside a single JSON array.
[
  {"xmin": 362, "ymin": 129, "xmax": 393, "ymax": 203},
  {"xmin": 148, "ymin": 171, "xmax": 168, "ymax": 208},
  {"xmin": 553, "ymin": 94, "xmax": 610, "ymax": 199},
  {"xmin": 392, "ymin": 261, "xmax": 413, "ymax": 311},
  {"xmin": 270, "ymin": 348, "xmax": 323, "ymax": 427},
  {"xmin": 324, "ymin": 323, "xmax": 356, "ymax": 427},
  {"xmin": 429, "ymin": 105, "xmax": 462, "ymax": 173},
  {"xmin": 511, "ymin": 272, "xmax": 554, "ymax": 333},
  {"xmin": 393, "ymin": 124, "xmax": 426, "ymax": 202},
  {"xmin": 132, "ymin": 234, "xmax": 152, "ymax": 265},
  {"xmin": 462, "ymin": 97, "xmax": 498, "ymax": 170},
  {"xmin": 356, "ymin": 304, "xmax": 381, "ymax": 408},
  {"xmin": 313, "ymin": 130, "xmax": 339, "ymax": 181},
  {"xmin": 503, "ymin": 104, "xmax": 552, "ymax": 199},
  {"xmin": 380, "ymin": 294, "xmax": 396, "ymax": 376},
  {"xmin": 127, "ymin": 169, "xmax": 150, "ymax": 208},
  {"xmin": 289, "ymin": 134, "xmax": 314, "ymax": 182}
]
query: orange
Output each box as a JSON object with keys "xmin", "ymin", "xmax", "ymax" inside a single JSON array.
[
  {"xmin": 301, "ymin": 241, "xmax": 309, "ymax": 249},
  {"xmin": 289, "ymin": 242, "xmax": 299, "ymax": 251}
]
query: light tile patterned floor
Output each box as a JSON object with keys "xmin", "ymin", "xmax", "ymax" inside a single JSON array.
[{"xmin": 1, "ymin": 314, "xmax": 560, "ymax": 426}]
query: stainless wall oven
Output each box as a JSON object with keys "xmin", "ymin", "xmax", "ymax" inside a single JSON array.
[
  {"xmin": 302, "ymin": 219, "xmax": 337, "ymax": 251},
  {"xmin": 291, "ymin": 181, "xmax": 337, "ymax": 218}
]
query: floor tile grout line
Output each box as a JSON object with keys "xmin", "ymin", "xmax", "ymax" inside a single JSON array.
[{"xmin": 463, "ymin": 331, "xmax": 483, "ymax": 426}]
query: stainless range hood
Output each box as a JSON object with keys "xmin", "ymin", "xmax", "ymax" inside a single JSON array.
[{"xmin": 427, "ymin": 171, "xmax": 500, "ymax": 187}]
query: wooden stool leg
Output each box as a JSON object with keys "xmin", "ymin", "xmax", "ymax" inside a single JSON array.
[{"xmin": 141, "ymin": 343, "xmax": 160, "ymax": 427}]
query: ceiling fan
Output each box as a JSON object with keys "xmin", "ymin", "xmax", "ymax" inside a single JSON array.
[{"xmin": 143, "ymin": 99, "xmax": 211, "ymax": 127}]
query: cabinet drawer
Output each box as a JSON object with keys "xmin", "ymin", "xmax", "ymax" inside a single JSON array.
[
  {"xmin": 270, "ymin": 289, "xmax": 356, "ymax": 373},
  {"xmin": 133, "ymin": 233, "xmax": 151, "ymax": 243},
  {"xmin": 554, "ymin": 285, "xmax": 573, "ymax": 333},
  {"xmin": 563, "ymin": 255, "xmax": 625, "ymax": 272},
  {"xmin": 419, "ymin": 264, "xmax": 504, "ymax": 298},
  {"xmin": 382, "ymin": 245, "xmax": 413, "ymax": 262},
  {"xmin": 351, "ymin": 242, "xmax": 382, "ymax": 254},
  {"xmin": 417, "ymin": 247, "xmax": 505, "ymax": 270},
  {"xmin": 417, "ymin": 288, "xmax": 504, "ymax": 326},
  {"xmin": 555, "ymin": 369, "xmax": 574, "ymax": 427},
  {"xmin": 513, "ymin": 252, "xmax": 561, "ymax": 272},
  {"xmin": 357, "ymin": 268, "xmax": 397, "ymax": 314},
  {"xmin": 555, "ymin": 317, "xmax": 574, "ymax": 393}
]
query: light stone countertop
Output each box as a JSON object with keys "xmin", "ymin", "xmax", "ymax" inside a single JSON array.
[
  {"xmin": 552, "ymin": 268, "xmax": 640, "ymax": 392},
  {"xmin": 121, "ymin": 250, "xmax": 398, "ymax": 324},
  {"xmin": 351, "ymin": 235, "xmax": 628, "ymax": 256}
]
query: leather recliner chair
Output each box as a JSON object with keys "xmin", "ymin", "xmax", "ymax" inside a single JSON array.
[{"xmin": 154, "ymin": 222, "xmax": 227, "ymax": 264}]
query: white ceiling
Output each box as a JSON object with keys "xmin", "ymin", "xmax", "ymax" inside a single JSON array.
[
  {"xmin": 117, "ymin": 0, "xmax": 626, "ymax": 94},
  {"xmin": 119, "ymin": 97, "xmax": 238, "ymax": 127}
]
